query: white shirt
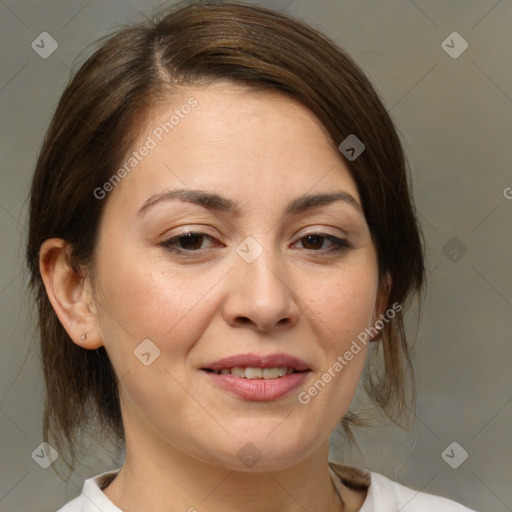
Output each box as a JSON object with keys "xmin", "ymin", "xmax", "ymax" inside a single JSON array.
[{"xmin": 57, "ymin": 463, "xmax": 478, "ymax": 511}]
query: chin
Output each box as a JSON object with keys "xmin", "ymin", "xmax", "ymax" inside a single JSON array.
[{"xmin": 194, "ymin": 429, "xmax": 320, "ymax": 472}]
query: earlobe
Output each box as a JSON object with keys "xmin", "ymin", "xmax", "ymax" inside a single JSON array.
[{"xmin": 39, "ymin": 238, "xmax": 103, "ymax": 349}]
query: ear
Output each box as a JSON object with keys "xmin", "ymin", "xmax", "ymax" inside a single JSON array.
[
  {"xmin": 370, "ymin": 272, "xmax": 392, "ymax": 342},
  {"xmin": 39, "ymin": 238, "xmax": 103, "ymax": 349}
]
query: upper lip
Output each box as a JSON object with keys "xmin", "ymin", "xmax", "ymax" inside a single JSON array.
[{"xmin": 202, "ymin": 353, "xmax": 310, "ymax": 371}]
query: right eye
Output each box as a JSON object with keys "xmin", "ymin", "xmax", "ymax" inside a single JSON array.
[{"xmin": 161, "ymin": 231, "xmax": 218, "ymax": 254}]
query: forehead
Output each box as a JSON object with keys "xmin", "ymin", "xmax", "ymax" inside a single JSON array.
[{"xmin": 105, "ymin": 81, "xmax": 360, "ymax": 213}]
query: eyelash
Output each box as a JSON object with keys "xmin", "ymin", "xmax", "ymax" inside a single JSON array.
[{"xmin": 160, "ymin": 231, "xmax": 351, "ymax": 255}]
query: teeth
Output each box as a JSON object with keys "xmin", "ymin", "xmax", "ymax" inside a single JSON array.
[
  {"xmin": 231, "ymin": 367, "xmax": 246, "ymax": 377},
  {"xmin": 263, "ymin": 367, "xmax": 279, "ymax": 379},
  {"xmin": 211, "ymin": 367, "xmax": 296, "ymax": 379},
  {"xmin": 245, "ymin": 367, "xmax": 263, "ymax": 379}
]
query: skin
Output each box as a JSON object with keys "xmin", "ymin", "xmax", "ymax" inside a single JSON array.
[{"xmin": 40, "ymin": 82, "xmax": 388, "ymax": 512}]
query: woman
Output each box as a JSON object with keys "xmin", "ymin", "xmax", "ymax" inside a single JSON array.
[{"xmin": 26, "ymin": 1, "xmax": 478, "ymax": 510}]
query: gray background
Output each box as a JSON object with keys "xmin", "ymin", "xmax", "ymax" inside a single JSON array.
[{"xmin": 1, "ymin": 0, "xmax": 511, "ymax": 510}]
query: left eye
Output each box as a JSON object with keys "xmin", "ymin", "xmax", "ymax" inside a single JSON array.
[{"xmin": 294, "ymin": 233, "xmax": 349, "ymax": 252}]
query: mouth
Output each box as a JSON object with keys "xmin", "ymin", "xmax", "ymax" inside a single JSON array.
[
  {"xmin": 201, "ymin": 353, "xmax": 310, "ymax": 376},
  {"xmin": 200, "ymin": 353, "xmax": 311, "ymax": 401}
]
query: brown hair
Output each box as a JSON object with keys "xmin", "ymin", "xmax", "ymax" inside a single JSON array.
[{"xmin": 26, "ymin": 0, "xmax": 425, "ymax": 473}]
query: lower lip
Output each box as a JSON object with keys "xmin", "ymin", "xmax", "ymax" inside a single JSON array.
[{"xmin": 203, "ymin": 371, "xmax": 310, "ymax": 401}]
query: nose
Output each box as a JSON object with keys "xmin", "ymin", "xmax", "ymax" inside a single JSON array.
[{"xmin": 222, "ymin": 243, "xmax": 300, "ymax": 332}]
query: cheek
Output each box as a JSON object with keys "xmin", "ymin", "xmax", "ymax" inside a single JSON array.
[
  {"xmin": 305, "ymin": 266, "xmax": 378, "ymax": 349},
  {"xmin": 92, "ymin": 241, "xmax": 222, "ymax": 357},
  {"xmin": 300, "ymin": 276, "xmax": 375, "ymax": 413},
  {"xmin": 296, "ymin": 263, "xmax": 377, "ymax": 412}
]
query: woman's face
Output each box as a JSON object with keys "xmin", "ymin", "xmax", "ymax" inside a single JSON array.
[{"xmin": 89, "ymin": 82, "xmax": 381, "ymax": 471}]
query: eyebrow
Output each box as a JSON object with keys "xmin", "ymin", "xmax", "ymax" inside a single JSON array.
[{"xmin": 137, "ymin": 188, "xmax": 362, "ymax": 217}]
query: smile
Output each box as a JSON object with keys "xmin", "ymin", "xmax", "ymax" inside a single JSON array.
[{"xmin": 204, "ymin": 366, "xmax": 298, "ymax": 379}]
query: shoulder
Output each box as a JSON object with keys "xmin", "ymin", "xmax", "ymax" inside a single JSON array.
[
  {"xmin": 329, "ymin": 462, "xmax": 479, "ymax": 512},
  {"xmin": 368, "ymin": 470, "xmax": 478, "ymax": 511},
  {"xmin": 56, "ymin": 495, "xmax": 82, "ymax": 511},
  {"xmin": 56, "ymin": 469, "xmax": 121, "ymax": 512}
]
